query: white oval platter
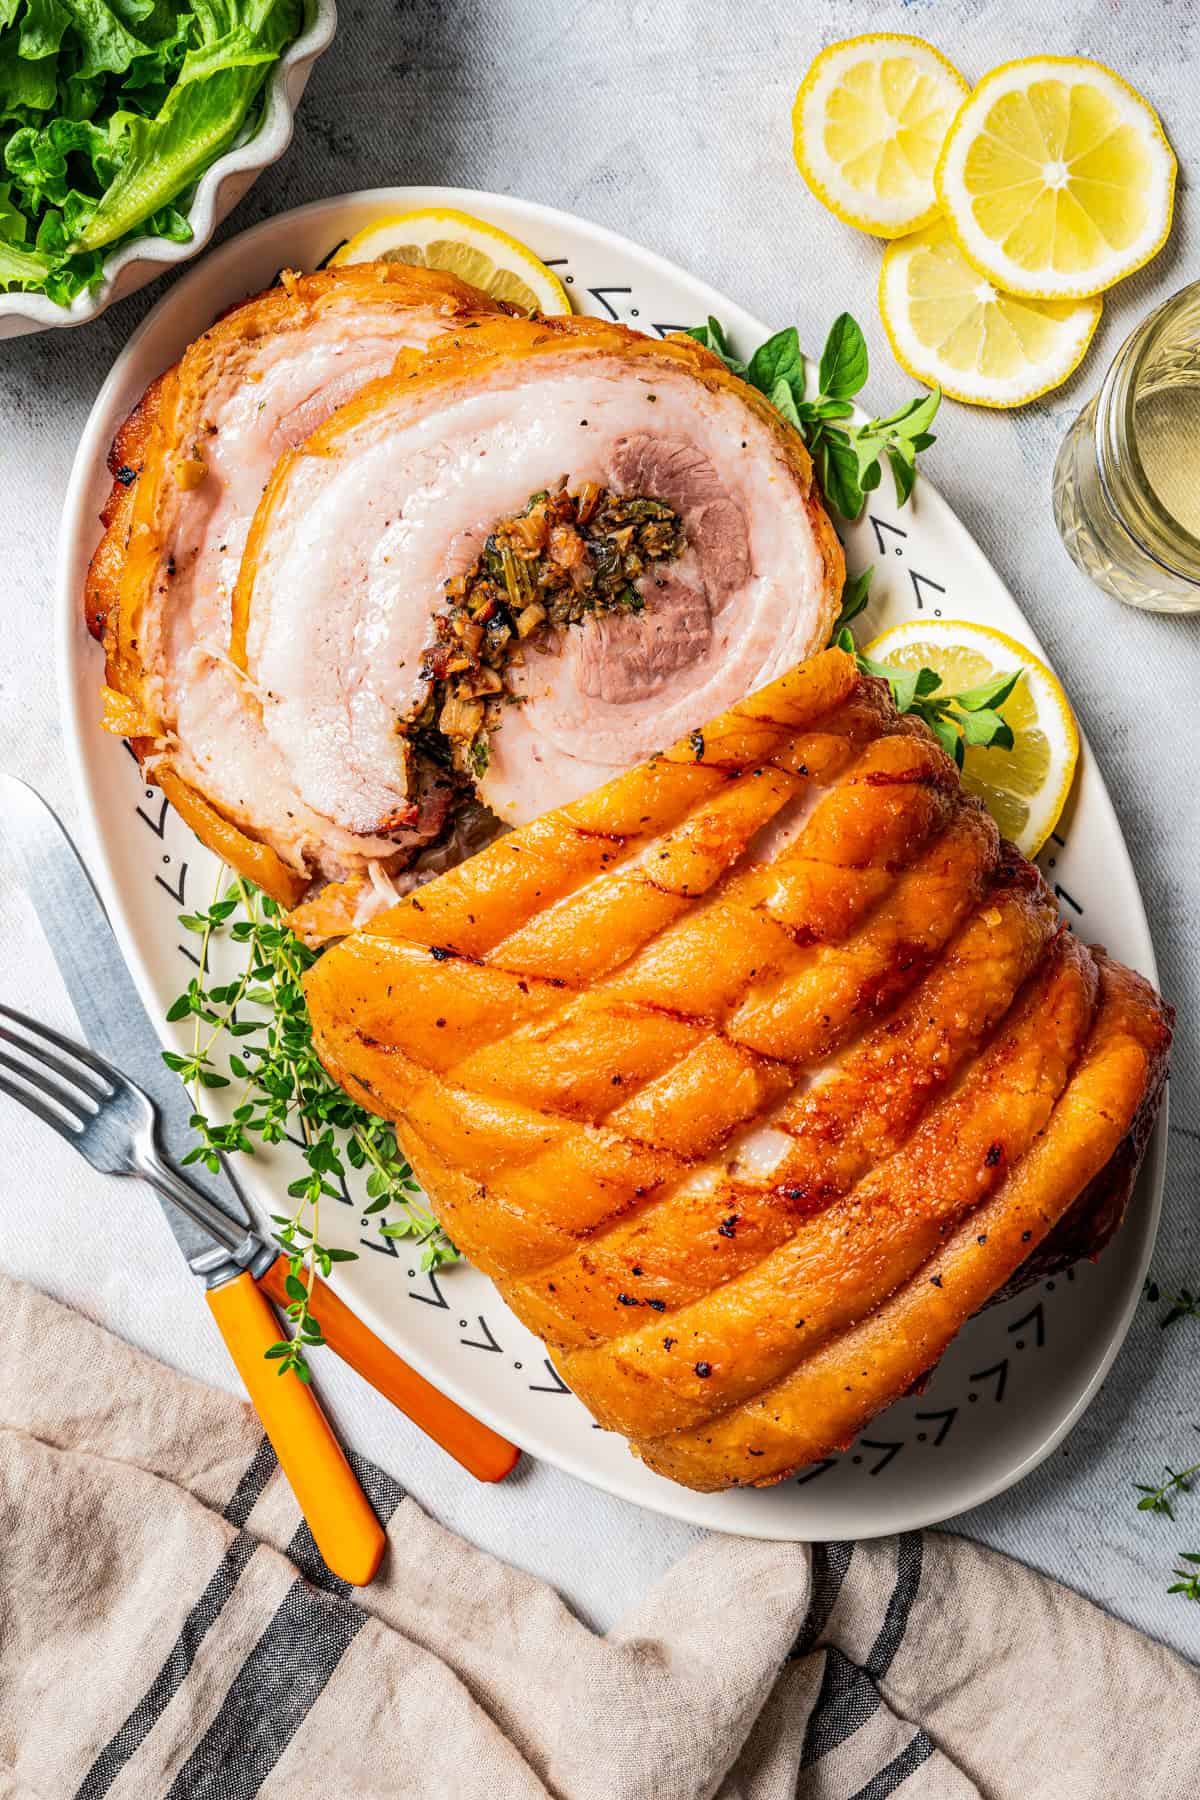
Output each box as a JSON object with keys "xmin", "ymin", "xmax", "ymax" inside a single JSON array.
[{"xmin": 57, "ymin": 187, "xmax": 1165, "ymax": 1540}]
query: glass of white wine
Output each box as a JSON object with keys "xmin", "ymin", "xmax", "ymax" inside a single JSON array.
[{"xmin": 1053, "ymin": 282, "xmax": 1200, "ymax": 613}]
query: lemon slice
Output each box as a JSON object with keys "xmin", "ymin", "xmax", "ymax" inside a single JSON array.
[
  {"xmin": 879, "ymin": 220, "xmax": 1101, "ymax": 407},
  {"xmin": 331, "ymin": 207, "xmax": 572, "ymax": 315},
  {"xmin": 793, "ymin": 34, "xmax": 969, "ymax": 237},
  {"xmin": 936, "ymin": 56, "xmax": 1176, "ymax": 299},
  {"xmin": 863, "ymin": 619, "xmax": 1079, "ymax": 856}
]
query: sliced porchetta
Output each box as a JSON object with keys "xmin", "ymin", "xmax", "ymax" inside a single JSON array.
[
  {"xmin": 231, "ymin": 314, "xmax": 844, "ymax": 923},
  {"xmin": 88, "ymin": 262, "xmax": 506, "ymax": 906}
]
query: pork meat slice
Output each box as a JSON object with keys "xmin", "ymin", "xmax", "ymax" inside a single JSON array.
[
  {"xmin": 233, "ymin": 313, "xmax": 844, "ymax": 892},
  {"xmin": 89, "ymin": 262, "xmax": 505, "ymax": 904}
]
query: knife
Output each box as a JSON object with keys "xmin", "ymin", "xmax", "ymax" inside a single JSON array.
[{"xmin": 0, "ymin": 778, "xmax": 520, "ymax": 1489}]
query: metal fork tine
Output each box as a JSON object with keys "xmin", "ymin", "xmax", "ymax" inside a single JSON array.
[
  {"xmin": 0, "ymin": 1059, "xmax": 86, "ymax": 1135},
  {"xmin": 0, "ymin": 1001, "xmax": 116, "ymax": 1098},
  {"xmin": 0, "ymin": 1019, "xmax": 110, "ymax": 1108}
]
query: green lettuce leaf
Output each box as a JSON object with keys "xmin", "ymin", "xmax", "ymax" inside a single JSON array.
[
  {"xmin": 19, "ymin": 0, "xmax": 70, "ymax": 60},
  {"xmin": 0, "ymin": 0, "xmax": 301, "ymax": 301},
  {"xmin": 75, "ymin": 0, "xmax": 300, "ymax": 250}
]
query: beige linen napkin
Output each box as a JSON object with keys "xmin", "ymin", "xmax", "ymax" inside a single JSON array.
[{"xmin": 1, "ymin": 1272, "xmax": 1197, "ymax": 1800}]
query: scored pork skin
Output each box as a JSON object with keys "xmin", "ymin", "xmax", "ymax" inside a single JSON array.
[
  {"xmin": 304, "ymin": 645, "xmax": 1173, "ymax": 1493},
  {"xmin": 88, "ymin": 262, "xmax": 506, "ymax": 906}
]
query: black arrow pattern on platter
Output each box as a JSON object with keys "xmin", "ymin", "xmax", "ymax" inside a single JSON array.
[
  {"xmin": 795, "ymin": 1458, "xmax": 838, "ymax": 1486},
  {"xmin": 408, "ymin": 1268, "xmax": 449, "ymax": 1308},
  {"xmin": 859, "ymin": 1439, "xmax": 903, "ymax": 1476},
  {"xmin": 969, "ymin": 1359, "xmax": 1008, "ymax": 1403},
  {"xmin": 136, "ymin": 794, "xmax": 169, "ymax": 837},
  {"xmin": 177, "ymin": 942, "xmax": 202, "ymax": 969},
  {"xmin": 869, "ymin": 515, "xmax": 908, "ymax": 556},
  {"xmin": 461, "ymin": 1314, "xmax": 503, "ymax": 1352},
  {"xmin": 122, "ymin": 738, "xmax": 141, "ymax": 765},
  {"xmin": 528, "ymin": 1359, "xmax": 570, "ymax": 1394},
  {"xmin": 1054, "ymin": 883, "xmax": 1083, "ymax": 916},
  {"xmin": 909, "ymin": 569, "xmax": 947, "ymax": 611},
  {"xmin": 914, "ymin": 1407, "xmax": 957, "ymax": 1447},
  {"xmin": 651, "ymin": 322, "xmax": 689, "ymax": 338},
  {"xmin": 587, "ymin": 286, "xmax": 632, "ymax": 319},
  {"xmin": 1007, "ymin": 1302, "xmax": 1046, "ymax": 1349},
  {"xmin": 155, "ymin": 860, "xmax": 187, "ymax": 905},
  {"xmin": 360, "ymin": 1229, "xmax": 399, "ymax": 1257}
]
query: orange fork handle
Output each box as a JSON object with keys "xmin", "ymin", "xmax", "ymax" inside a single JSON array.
[
  {"xmin": 260, "ymin": 1254, "xmax": 520, "ymax": 1484},
  {"xmin": 206, "ymin": 1271, "xmax": 386, "ymax": 1587}
]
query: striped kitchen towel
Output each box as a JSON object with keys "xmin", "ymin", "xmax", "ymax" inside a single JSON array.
[{"xmin": 1, "ymin": 1272, "xmax": 1196, "ymax": 1800}]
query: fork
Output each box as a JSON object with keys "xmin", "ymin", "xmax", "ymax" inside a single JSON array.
[{"xmin": 0, "ymin": 998, "xmax": 388, "ymax": 1586}]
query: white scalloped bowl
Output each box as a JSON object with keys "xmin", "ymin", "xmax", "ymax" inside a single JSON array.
[{"xmin": 0, "ymin": 0, "xmax": 336, "ymax": 339}]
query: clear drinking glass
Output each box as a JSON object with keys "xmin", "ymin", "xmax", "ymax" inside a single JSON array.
[{"xmin": 1053, "ymin": 281, "xmax": 1200, "ymax": 613}]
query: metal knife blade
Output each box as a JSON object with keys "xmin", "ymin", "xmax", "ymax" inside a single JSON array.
[{"xmin": 0, "ymin": 774, "xmax": 254, "ymax": 1266}]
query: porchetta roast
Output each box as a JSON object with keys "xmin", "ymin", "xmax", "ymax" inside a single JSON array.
[
  {"xmin": 305, "ymin": 646, "xmax": 1171, "ymax": 1491},
  {"xmin": 90, "ymin": 269, "xmax": 842, "ymax": 928},
  {"xmin": 88, "ymin": 260, "xmax": 1171, "ymax": 1490}
]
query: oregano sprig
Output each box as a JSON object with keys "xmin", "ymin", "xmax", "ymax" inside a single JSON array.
[
  {"xmin": 834, "ymin": 623, "xmax": 1023, "ymax": 771},
  {"xmin": 683, "ymin": 311, "xmax": 940, "ymax": 518},
  {"xmin": 164, "ymin": 875, "xmax": 457, "ymax": 1379}
]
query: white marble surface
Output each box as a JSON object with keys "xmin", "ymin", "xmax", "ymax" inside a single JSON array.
[{"xmin": 1, "ymin": 0, "xmax": 1198, "ymax": 1653}]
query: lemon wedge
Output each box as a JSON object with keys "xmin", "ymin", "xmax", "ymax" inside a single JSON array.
[
  {"xmin": 863, "ymin": 618, "xmax": 1079, "ymax": 857},
  {"xmin": 331, "ymin": 207, "xmax": 572, "ymax": 316},
  {"xmin": 936, "ymin": 56, "xmax": 1176, "ymax": 299},
  {"xmin": 879, "ymin": 220, "xmax": 1101, "ymax": 407},
  {"xmin": 793, "ymin": 34, "xmax": 969, "ymax": 238}
]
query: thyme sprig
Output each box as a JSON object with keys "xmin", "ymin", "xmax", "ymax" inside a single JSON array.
[
  {"xmin": 1168, "ymin": 1554, "xmax": 1200, "ymax": 1601},
  {"xmin": 1144, "ymin": 1278, "xmax": 1200, "ymax": 1330},
  {"xmin": 1134, "ymin": 1456, "xmax": 1200, "ymax": 1521},
  {"xmin": 164, "ymin": 875, "xmax": 457, "ymax": 1379},
  {"xmin": 1132, "ymin": 1446, "xmax": 1200, "ymax": 1602},
  {"xmin": 684, "ymin": 311, "xmax": 940, "ymax": 519}
]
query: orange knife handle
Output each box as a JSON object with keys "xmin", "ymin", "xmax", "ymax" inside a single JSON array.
[
  {"xmin": 260, "ymin": 1254, "xmax": 520, "ymax": 1484},
  {"xmin": 206, "ymin": 1271, "xmax": 386, "ymax": 1587}
]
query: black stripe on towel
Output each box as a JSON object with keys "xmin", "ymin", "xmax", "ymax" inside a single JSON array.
[
  {"xmin": 161, "ymin": 1454, "xmax": 402, "ymax": 1798},
  {"xmin": 799, "ymin": 1532, "xmax": 925, "ymax": 1769},
  {"xmin": 162, "ymin": 1577, "xmax": 366, "ymax": 1800},
  {"xmin": 799, "ymin": 1646, "xmax": 881, "ymax": 1769},
  {"xmin": 74, "ymin": 1532, "xmax": 259, "ymax": 1800},
  {"xmin": 74, "ymin": 1440, "xmax": 277, "ymax": 1798},
  {"xmin": 222, "ymin": 1437, "xmax": 279, "ymax": 1528},
  {"xmin": 789, "ymin": 1541, "xmax": 855, "ymax": 1659},
  {"xmin": 848, "ymin": 1729, "xmax": 937, "ymax": 1799},
  {"xmin": 284, "ymin": 1450, "xmax": 405, "ymax": 1598},
  {"xmin": 866, "ymin": 1533, "xmax": 923, "ymax": 1679}
]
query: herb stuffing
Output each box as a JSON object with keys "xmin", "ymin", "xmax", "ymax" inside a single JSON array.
[
  {"xmin": 165, "ymin": 875, "xmax": 456, "ymax": 1381},
  {"xmin": 415, "ymin": 483, "xmax": 684, "ymax": 778},
  {"xmin": 0, "ymin": 0, "xmax": 302, "ymax": 308}
]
